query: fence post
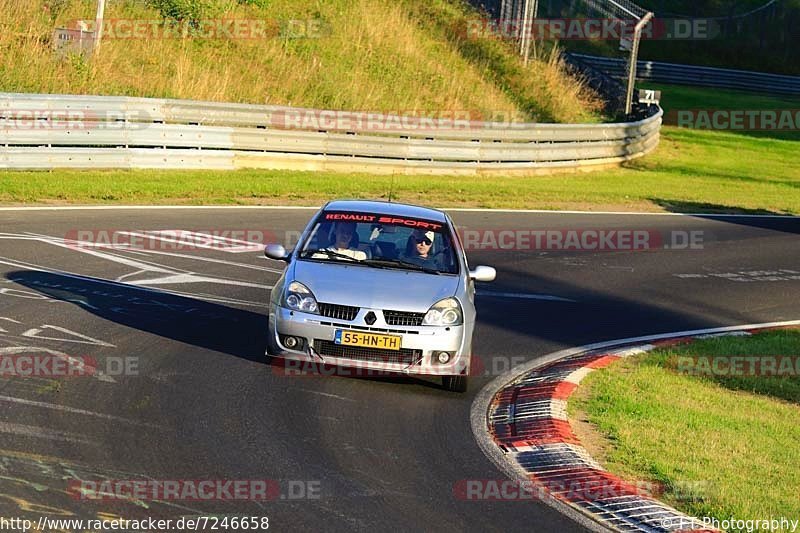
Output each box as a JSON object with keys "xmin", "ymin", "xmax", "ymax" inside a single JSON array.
[
  {"xmin": 625, "ymin": 12, "xmax": 653, "ymax": 116},
  {"xmin": 94, "ymin": 0, "xmax": 106, "ymax": 52},
  {"xmin": 522, "ymin": 0, "xmax": 539, "ymax": 65}
]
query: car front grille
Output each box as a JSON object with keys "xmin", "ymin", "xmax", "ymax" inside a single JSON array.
[
  {"xmin": 313, "ymin": 340, "xmax": 421, "ymax": 365},
  {"xmin": 317, "ymin": 303, "xmax": 359, "ymax": 321},
  {"xmin": 383, "ymin": 310, "xmax": 425, "ymax": 327}
]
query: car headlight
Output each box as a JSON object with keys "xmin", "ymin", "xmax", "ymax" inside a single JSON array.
[
  {"xmin": 284, "ymin": 281, "xmax": 319, "ymax": 314},
  {"xmin": 423, "ymin": 297, "xmax": 463, "ymax": 326}
]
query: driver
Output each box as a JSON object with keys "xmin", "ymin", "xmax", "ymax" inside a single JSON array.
[{"xmin": 322, "ymin": 221, "xmax": 367, "ymax": 260}]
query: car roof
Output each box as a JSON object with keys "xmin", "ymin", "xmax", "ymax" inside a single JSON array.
[{"xmin": 322, "ymin": 200, "xmax": 448, "ymax": 223}]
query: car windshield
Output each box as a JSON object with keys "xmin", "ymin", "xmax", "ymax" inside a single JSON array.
[{"xmin": 298, "ymin": 211, "xmax": 459, "ymax": 274}]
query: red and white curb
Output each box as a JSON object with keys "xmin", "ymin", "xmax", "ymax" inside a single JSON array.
[{"xmin": 471, "ymin": 320, "xmax": 800, "ymax": 533}]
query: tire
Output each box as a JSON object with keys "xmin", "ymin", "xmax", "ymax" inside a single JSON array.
[{"xmin": 442, "ymin": 375, "xmax": 468, "ymax": 393}]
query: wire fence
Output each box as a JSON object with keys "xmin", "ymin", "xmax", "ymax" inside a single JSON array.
[
  {"xmin": 540, "ymin": 0, "xmax": 800, "ymax": 75},
  {"xmin": 486, "ymin": 0, "xmax": 654, "ymax": 116},
  {"xmin": 639, "ymin": 0, "xmax": 798, "ymax": 75},
  {"xmin": 569, "ymin": 53, "xmax": 800, "ymax": 95}
]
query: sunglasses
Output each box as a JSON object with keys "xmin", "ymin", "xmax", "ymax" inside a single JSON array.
[{"xmin": 415, "ymin": 236, "xmax": 433, "ymax": 246}]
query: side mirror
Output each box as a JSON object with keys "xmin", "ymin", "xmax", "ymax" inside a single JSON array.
[
  {"xmin": 264, "ymin": 244, "xmax": 290, "ymax": 262},
  {"xmin": 469, "ymin": 265, "xmax": 496, "ymax": 282}
]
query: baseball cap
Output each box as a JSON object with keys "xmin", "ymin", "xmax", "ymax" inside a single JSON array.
[{"xmin": 414, "ymin": 229, "xmax": 435, "ymax": 243}]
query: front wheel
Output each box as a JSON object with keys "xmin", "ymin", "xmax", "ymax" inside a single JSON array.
[{"xmin": 442, "ymin": 375, "xmax": 468, "ymax": 393}]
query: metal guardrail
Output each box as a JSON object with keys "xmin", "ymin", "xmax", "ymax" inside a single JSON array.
[
  {"xmin": 570, "ymin": 54, "xmax": 800, "ymax": 96},
  {"xmin": 0, "ymin": 93, "xmax": 662, "ymax": 174}
]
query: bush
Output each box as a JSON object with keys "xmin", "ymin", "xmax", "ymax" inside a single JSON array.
[{"xmin": 146, "ymin": 0, "xmax": 209, "ymax": 22}]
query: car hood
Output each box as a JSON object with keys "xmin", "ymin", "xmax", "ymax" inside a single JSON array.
[{"xmin": 291, "ymin": 260, "xmax": 460, "ymax": 312}]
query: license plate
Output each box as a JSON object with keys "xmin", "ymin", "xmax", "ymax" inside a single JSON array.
[{"xmin": 334, "ymin": 330, "xmax": 401, "ymax": 351}]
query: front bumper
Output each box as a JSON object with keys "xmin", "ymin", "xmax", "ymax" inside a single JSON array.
[{"xmin": 266, "ymin": 305, "xmax": 470, "ymax": 376}]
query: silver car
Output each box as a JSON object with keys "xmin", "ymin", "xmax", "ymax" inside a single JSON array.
[{"xmin": 264, "ymin": 200, "xmax": 496, "ymax": 392}]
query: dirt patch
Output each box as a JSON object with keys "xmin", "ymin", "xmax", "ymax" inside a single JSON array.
[{"xmin": 568, "ymin": 385, "xmax": 613, "ymax": 465}]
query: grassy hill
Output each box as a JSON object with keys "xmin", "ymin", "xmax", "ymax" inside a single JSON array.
[{"xmin": 0, "ymin": 0, "xmax": 601, "ymax": 123}]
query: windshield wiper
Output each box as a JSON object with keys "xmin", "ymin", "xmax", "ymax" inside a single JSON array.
[
  {"xmin": 300, "ymin": 249, "xmax": 362, "ymax": 262},
  {"xmin": 300, "ymin": 249, "xmax": 396, "ymax": 270},
  {"xmin": 362, "ymin": 258, "xmax": 441, "ymax": 275}
]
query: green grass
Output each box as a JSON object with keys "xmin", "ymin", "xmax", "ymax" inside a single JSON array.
[
  {"xmin": 570, "ymin": 330, "xmax": 800, "ymax": 526},
  {"xmin": 1, "ymin": 22, "xmax": 797, "ymax": 212},
  {"xmin": 642, "ymin": 82, "xmax": 800, "ymax": 141},
  {"xmin": 1, "ymin": 124, "xmax": 798, "ymax": 212},
  {"xmin": 646, "ymin": 83, "xmax": 800, "ymax": 115},
  {"xmin": 0, "ymin": 0, "xmax": 599, "ymax": 123}
]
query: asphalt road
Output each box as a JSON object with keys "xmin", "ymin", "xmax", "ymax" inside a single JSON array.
[{"xmin": 0, "ymin": 207, "xmax": 798, "ymax": 532}]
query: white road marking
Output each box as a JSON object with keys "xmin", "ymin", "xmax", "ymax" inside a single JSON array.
[
  {"xmin": 0, "ymin": 317, "xmax": 21, "ymax": 333},
  {"xmin": 0, "ymin": 394, "xmax": 161, "ymax": 428},
  {"xmin": 118, "ymin": 231, "xmax": 263, "ymax": 253},
  {"xmin": 0, "ymin": 205, "xmax": 320, "ymax": 211},
  {"xmin": 477, "ymin": 290, "xmax": 576, "ymax": 302},
  {"xmin": 0, "ymin": 346, "xmax": 116, "ymax": 383},
  {"xmin": 42, "ymin": 237, "xmax": 176, "ymax": 273},
  {"xmin": 20, "ymin": 325, "xmax": 115, "ymax": 347},
  {"xmin": 446, "ymin": 208, "xmax": 800, "ymax": 218},
  {"xmin": 0, "ymin": 421, "xmax": 92, "ymax": 444},
  {"xmin": 694, "ymin": 331, "xmax": 751, "ymax": 339},
  {"xmin": 0, "ymin": 205, "xmax": 797, "ymax": 218},
  {"xmin": 14, "ymin": 232, "xmax": 274, "ymax": 289},
  {"xmin": 0, "ymin": 234, "xmax": 43, "ymax": 240},
  {"xmin": 116, "ymin": 269, "xmax": 148, "ymax": 282},
  {"xmin": 128, "ymin": 273, "xmax": 271, "ymax": 289},
  {"xmin": 604, "ymin": 265, "xmax": 635, "ymax": 272},
  {"xmin": 129, "ymin": 287, "xmax": 267, "ymax": 307},
  {"xmin": 16, "ymin": 230, "xmax": 284, "ymax": 276},
  {"xmin": 0, "ymin": 257, "xmax": 268, "ymax": 308},
  {"xmin": 113, "ymin": 248, "xmax": 284, "ymax": 274},
  {"xmin": 674, "ymin": 269, "xmax": 800, "ymax": 282},
  {"xmin": 148, "ymin": 370, "xmax": 190, "ymax": 384},
  {"xmin": 296, "ymin": 388, "xmax": 356, "ymax": 402}
]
